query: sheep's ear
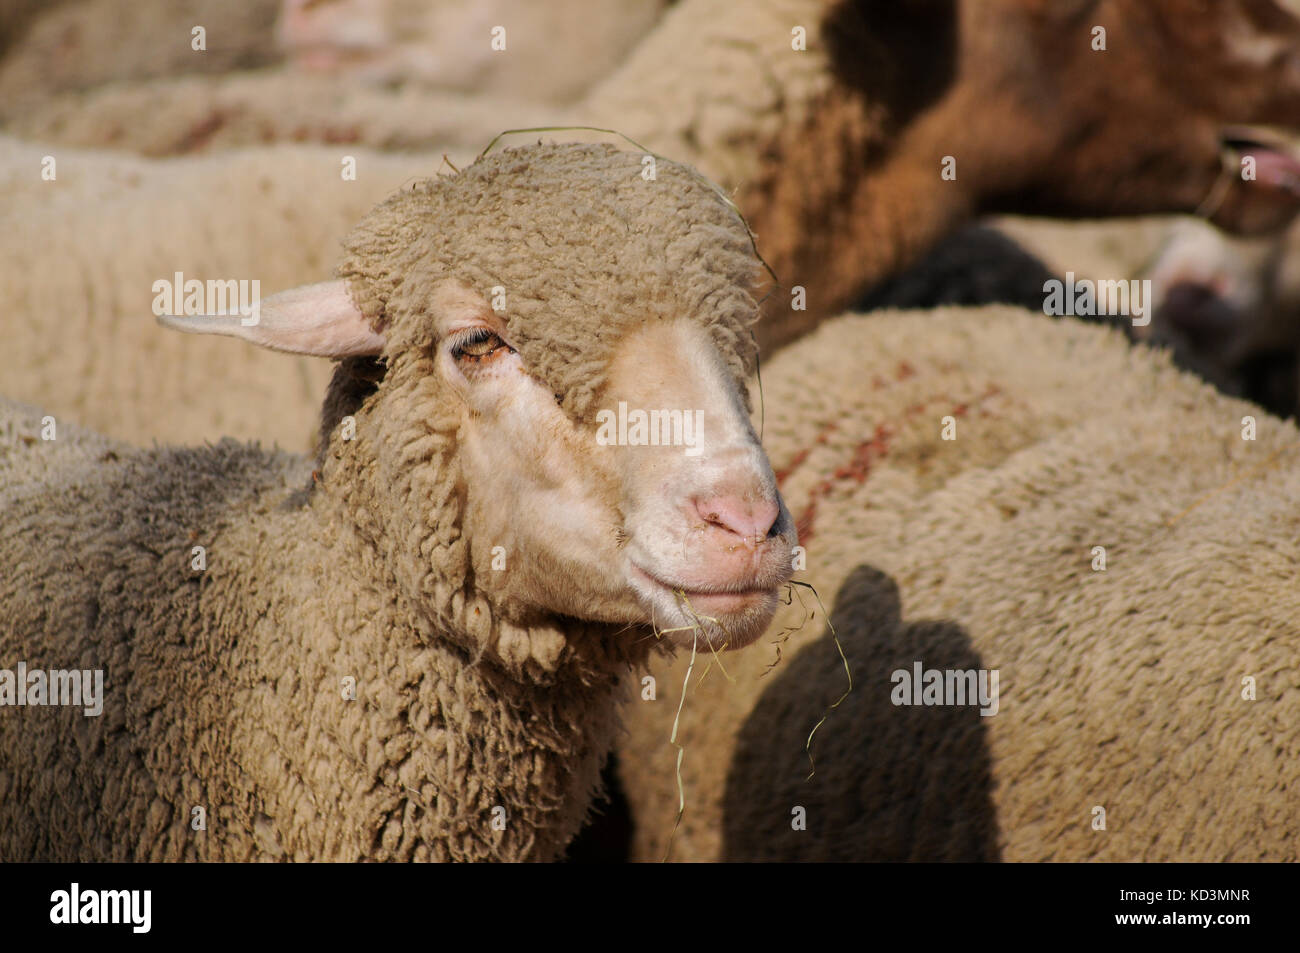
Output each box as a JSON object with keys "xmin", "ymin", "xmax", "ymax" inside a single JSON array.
[{"xmin": 156, "ymin": 280, "xmax": 384, "ymax": 357}]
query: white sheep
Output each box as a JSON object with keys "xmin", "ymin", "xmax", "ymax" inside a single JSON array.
[
  {"xmin": 617, "ymin": 304, "xmax": 1300, "ymax": 862},
  {"xmin": 0, "ymin": 143, "xmax": 796, "ymax": 861},
  {"xmin": 0, "ymin": 0, "xmax": 660, "ymax": 155},
  {"xmin": 0, "ymin": 134, "xmax": 434, "ymax": 448},
  {"xmin": 0, "ymin": 0, "xmax": 664, "ymax": 123},
  {"xmin": 276, "ymin": 0, "xmax": 668, "ymax": 104}
]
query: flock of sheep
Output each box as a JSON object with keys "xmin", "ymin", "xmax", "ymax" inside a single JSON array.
[{"xmin": 2, "ymin": 0, "xmax": 1300, "ymax": 863}]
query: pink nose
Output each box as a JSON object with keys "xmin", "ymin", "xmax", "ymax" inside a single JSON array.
[{"xmin": 694, "ymin": 494, "xmax": 780, "ymax": 544}]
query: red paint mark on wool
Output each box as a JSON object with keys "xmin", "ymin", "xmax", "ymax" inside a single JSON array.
[
  {"xmin": 795, "ymin": 423, "xmax": 894, "ymax": 545},
  {"xmin": 777, "ymin": 362, "xmax": 928, "ymax": 490},
  {"xmin": 774, "ymin": 420, "xmax": 840, "ymax": 486},
  {"xmin": 789, "ymin": 381, "xmax": 1005, "ymax": 543}
]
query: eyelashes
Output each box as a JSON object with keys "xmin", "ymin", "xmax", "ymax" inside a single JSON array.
[
  {"xmin": 447, "ymin": 327, "xmax": 515, "ymax": 364},
  {"xmin": 443, "ymin": 326, "xmax": 570, "ymax": 406}
]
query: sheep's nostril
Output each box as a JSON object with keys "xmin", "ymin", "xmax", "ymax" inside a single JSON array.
[{"xmin": 694, "ymin": 495, "xmax": 780, "ymax": 545}]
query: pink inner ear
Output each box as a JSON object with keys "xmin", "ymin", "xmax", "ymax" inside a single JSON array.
[
  {"xmin": 247, "ymin": 280, "xmax": 386, "ymax": 357},
  {"xmin": 157, "ymin": 280, "xmax": 386, "ymax": 358}
]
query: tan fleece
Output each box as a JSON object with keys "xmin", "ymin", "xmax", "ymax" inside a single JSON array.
[
  {"xmin": 0, "ymin": 135, "xmax": 433, "ymax": 449},
  {"xmin": 333, "ymin": 142, "xmax": 760, "ymax": 423},
  {"xmin": 0, "ymin": 0, "xmax": 281, "ymax": 108},
  {"xmin": 0, "ymin": 71, "xmax": 551, "ymax": 158}
]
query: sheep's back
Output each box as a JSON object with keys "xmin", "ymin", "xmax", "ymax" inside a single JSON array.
[
  {"xmin": 0, "ymin": 397, "xmax": 310, "ymax": 860},
  {"xmin": 619, "ymin": 305, "xmax": 1300, "ymax": 862}
]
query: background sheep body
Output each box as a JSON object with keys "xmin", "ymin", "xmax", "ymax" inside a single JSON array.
[
  {"xmin": 617, "ymin": 305, "xmax": 1300, "ymax": 862},
  {"xmin": 0, "ymin": 136, "xmax": 432, "ymax": 448}
]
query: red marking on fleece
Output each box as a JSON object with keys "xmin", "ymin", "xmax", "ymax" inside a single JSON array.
[{"xmin": 783, "ymin": 381, "xmax": 1005, "ymax": 544}]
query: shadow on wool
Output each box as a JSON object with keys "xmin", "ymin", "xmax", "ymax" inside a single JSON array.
[{"xmin": 721, "ymin": 565, "xmax": 1001, "ymax": 862}]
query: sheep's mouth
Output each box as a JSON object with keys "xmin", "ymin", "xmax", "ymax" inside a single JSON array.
[
  {"xmin": 1220, "ymin": 125, "xmax": 1300, "ymax": 196},
  {"xmin": 628, "ymin": 563, "xmax": 785, "ymax": 648},
  {"xmin": 632, "ymin": 564, "xmax": 777, "ymax": 604}
]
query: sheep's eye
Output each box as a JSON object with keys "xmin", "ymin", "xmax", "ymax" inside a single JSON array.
[{"xmin": 449, "ymin": 328, "xmax": 513, "ymax": 363}]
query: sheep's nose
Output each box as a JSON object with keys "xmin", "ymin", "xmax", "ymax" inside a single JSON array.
[{"xmin": 694, "ymin": 494, "xmax": 780, "ymax": 545}]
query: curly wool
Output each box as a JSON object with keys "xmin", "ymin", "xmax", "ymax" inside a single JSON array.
[{"xmin": 335, "ymin": 143, "xmax": 761, "ymax": 424}]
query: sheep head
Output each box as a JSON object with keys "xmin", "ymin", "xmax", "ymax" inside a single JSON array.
[{"xmin": 161, "ymin": 144, "xmax": 795, "ymax": 676}]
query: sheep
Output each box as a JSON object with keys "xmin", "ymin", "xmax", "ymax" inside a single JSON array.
[
  {"xmin": 0, "ymin": 142, "xmax": 797, "ymax": 862},
  {"xmin": 1138, "ymin": 218, "xmax": 1300, "ymax": 419},
  {"xmin": 0, "ymin": 0, "xmax": 660, "ymax": 155},
  {"xmin": 616, "ymin": 304, "xmax": 1300, "ymax": 862},
  {"xmin": 10, "ymin": 0, "xmax": 1300, "ymax": 274},
  {"xmin": 0, "ymin": 134, "xmax": 438, "ymax": 448},
  {"xmin": 276, "ymin": 0, "xmax": 668, "ymax": 104},
  {"xmin": 6, "ymin": 0, "xmax": 1300, "ymax": 367},
  {"xmin": 0, "ymin": 0, "xmax": 282, "ymax": 107},
  {"xmin": 0, "ymin": 0, "xmax": 663, "ymax": 131}
]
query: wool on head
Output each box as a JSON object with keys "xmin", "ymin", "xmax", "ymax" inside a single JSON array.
[{"xmin": 334, "ymin": 142, "xmax": 762, "ymax": 424}]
